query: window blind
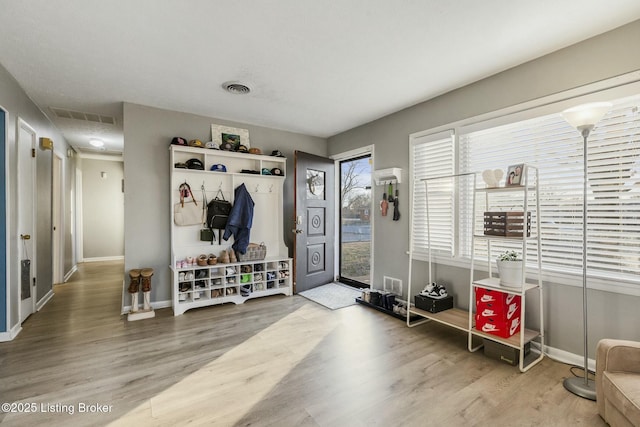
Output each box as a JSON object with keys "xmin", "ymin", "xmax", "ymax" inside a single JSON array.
[
  {"xmin": 459, "ymin": 98, "xmax": 640, "ymax": 284},
  {"xmin": 410, "ymin": 130, "xmax": 455, "ymax": 259}
]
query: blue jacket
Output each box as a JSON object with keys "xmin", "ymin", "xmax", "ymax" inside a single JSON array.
[{"xmin": 223, "ymin": 183, "xmax": 254, "ymax": 253}]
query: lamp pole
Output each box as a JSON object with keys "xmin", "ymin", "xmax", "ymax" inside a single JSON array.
[{"xmin": 561, "ymin": 102, "xmax": 611, "ymax": 401}]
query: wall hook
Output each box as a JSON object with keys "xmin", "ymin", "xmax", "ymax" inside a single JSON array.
[
  {"xmin": 269, "ymin": 184, "xmax": 273, "ymax": 193},
  {"xmin": 255, "ymin": 184, "xmax": 260, "ymax": 193}
]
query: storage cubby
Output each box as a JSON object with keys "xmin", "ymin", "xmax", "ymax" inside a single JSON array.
[{"xmin": 170, "ymin": 145, "xmax": 293, "ymax": 315}]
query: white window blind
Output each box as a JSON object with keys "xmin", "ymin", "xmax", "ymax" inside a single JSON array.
[
  {"xmin": 410, "ymin": 130, "xmax": 455, "ymax": 259},
  {"xmin": 459, "ymin": 98, "xmax": 640, "ymax": 284}
]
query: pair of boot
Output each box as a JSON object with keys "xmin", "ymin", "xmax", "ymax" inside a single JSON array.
[
  {"xmin": 128, "ymin": 268, "xmax": 154, "ymax": 293},
  {"xmin": 219, "ymin": 249, "xmax": 237, "ymax": 264}
]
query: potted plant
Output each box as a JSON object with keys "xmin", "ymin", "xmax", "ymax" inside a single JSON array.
[{"xmin": 496, "ymin": 250, "xmax": 523, "ymax": 287}]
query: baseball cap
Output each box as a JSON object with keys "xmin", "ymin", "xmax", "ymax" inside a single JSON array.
[
  {"xmin": 189, "ymin": 139, "xmax": 204, "ymax": 148},
  {"xmin": 270, "ymin": 167, "xmax": 283, "ymax": 176},
  {"xmin": 205, "ymin": 141, "xmax": 219, "ymax": 150},
  {"xmin": 186, "ymin": 158, "xmax": 204, "ymax": 170},
  {"xmin": 220, "ymin": 141, "xmax": 234, "ymax": 151},
  {"xmin": 171, "ymin": 137, "xmax": 187, "ymax": 146},
  {"xmin": 261, "ymin": 168, "xmax": 272, "ymax": 175},
  {"xmin": 210, "ymin": 164, "xmax": 227, "ymax": 172},
  {"xmin": 270, "ymin": 150, "xmax": 285, "ymax": 157}
]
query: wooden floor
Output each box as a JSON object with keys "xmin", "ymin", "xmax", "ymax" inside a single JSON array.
[{"xmin": 0, "ymin": 261, "xmax": 604, "ymax": 427}]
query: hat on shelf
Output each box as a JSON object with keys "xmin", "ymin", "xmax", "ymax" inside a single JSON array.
[
  {"xmin": 174, "ymin": 162, "xmax": 188, "ymax": 169},
  {"xmin": 205, "ymin": 141, "xmax": 219, "ymax": 149},
  {"xmin": 270, "ymin": 167, "xmax": 283, "ymax": 176},
  {"xmin": 171, "ymin": 137, "xmax": 188, "ymax": 146},
  {"xmin": 210, "ymin": 164, "xmax": 227, "ymax": 172},
  {"xmin": 270, "ymin": 150, "xmax": 285, "ymax": 157},
  {"xmin": 186, "ymin": 158, "xmax": 204, "ymax": 170},
  {"xmin": 220, "ymin": 141, "xmax": 234, "ymax": 151},
  {"xmin": 237, "ymin": 144, "xmax": 249, "ymax": 153},
  {"xmin": 249, "ymin": 147, "xmax": 262, "ymax": 155},
  {"xmin": 261, "ymin": 168, "xmax": 272, "ymax": 175},
  {"xmin": 189, "ymin": 139, "xmax": 204, "ymax": 148}
]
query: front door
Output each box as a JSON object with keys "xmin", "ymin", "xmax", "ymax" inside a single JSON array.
[
  {"xmin": 294, "ymin": 151, "xmax": 335, "ymax": 292},
  {"xmin": 17, "ymin": 118, "xmax": 36, "ymax": 322}
]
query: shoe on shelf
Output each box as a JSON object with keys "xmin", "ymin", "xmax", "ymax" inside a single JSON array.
[{"xmin": 420, "ymin": 282, "xmax": 448, "ymax": 299}]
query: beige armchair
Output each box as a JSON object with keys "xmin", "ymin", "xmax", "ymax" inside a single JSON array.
[{"xmin": 596, "ymin": 339, "xmax": 640, "ymax": 426}]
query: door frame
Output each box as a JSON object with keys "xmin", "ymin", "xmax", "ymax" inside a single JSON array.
[
  {"xmin": 52, "ymin": 152, "xmax": 63, "ymax": 284},
  {"xmin": 331, "ymin": 145, "xmax": 375, "ymax": 287},
  {"xmin": 16, "ymin": 117, "xmax": 37, "ymax": 323},
  {"xmin": 1, "ymin": 105, "xmax": 9, "ymax": 333},
  {"xmin": 75, "ymin": 167, "xmax": 83, "ymax": 263}
]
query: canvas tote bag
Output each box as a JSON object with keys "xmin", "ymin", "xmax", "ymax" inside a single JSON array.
[{"xmin": 174, "ymin": 182, "xmax": 203, "ymax": 226}]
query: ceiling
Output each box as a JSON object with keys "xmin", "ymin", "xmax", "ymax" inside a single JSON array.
[{"xmin": 1, "ymin": 1, "xmax": 640, "ymax": 155}]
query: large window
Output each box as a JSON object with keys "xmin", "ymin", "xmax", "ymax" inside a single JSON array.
[{"xmin": 411, "ymin": 95, "xmax": 640, "ymax": 291}]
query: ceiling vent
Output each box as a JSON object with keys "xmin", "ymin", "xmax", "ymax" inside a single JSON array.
[
  {"xmin": 222, "ymin": 81, "xmax": 251, "ymax": 95},
  {"xmin": 50, "ymin": 107, "xmax": 116, "ymax": 125}
]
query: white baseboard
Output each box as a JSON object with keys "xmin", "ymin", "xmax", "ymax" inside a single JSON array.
[
  {"xmin": 63, "ymin": 265, "xmax": 78, "ymax": 282},
  {"xmin": 0, "ymin": 322, "xmax": 22, "ymax": 342},
  {"xmin": 121, "ymin": 299, "xmax": 171, "ymax": 315},
  {"xmin": 36, "ymin": 290, "xmax": 54, "ymax": 311},
  {"xmin": 543, "ymin": 343, "xmax": 596, "ymax": 373},
  {"xmin": 83, "ymin": 256, "xmax": 124, "ymax": 263}
]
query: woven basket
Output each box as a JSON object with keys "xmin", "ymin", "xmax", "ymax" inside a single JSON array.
[{"xmin": 236, "ymin": 243, "xmax": 267, "ymax": 262}]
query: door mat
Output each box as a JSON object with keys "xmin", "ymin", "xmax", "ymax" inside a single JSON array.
[{"xmin": 299, "ymin": 282, "xmax": 361, "ymax": 310}]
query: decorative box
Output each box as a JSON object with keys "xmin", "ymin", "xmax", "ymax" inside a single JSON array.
[
  {"xmin": 475, "ymin": 287, "xmax": 521, "ymax": 310},
  {"xmin": 414, "ymin": 294, "xmax": 454, "ymax": 313},
  {"xmin": 476, "ymin": 288, "xmax": 521, "ymax": 321},
  {"xmin": 475, "ymin": 314, "xmax": 520, "ymax": 338},
  {"xmin": 483, "ymin": 211, "xmax": 531, "ymax": 237},
  {"xmin": 483, "ymin": 339, "xmax": 531, "ymax": 366}
]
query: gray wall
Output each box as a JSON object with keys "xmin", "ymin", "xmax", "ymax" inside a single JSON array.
[
  {"xmin": 81, "ymin": 158, "xmax": 124, "ymax": 259},
  {"xmin": 327, "ymin": 20, "xmax": 640, "ymax": 359},
  {"xmin": 122, "ymin": 103, "xmax": 326, "ymax": 307},
  {"xmin": 0, "ymin": 62, "xmax": 75, "ymax": 331}
]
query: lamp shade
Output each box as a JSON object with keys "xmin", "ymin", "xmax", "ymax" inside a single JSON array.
[{"xmin": 562, "ymin": 102, "xmax": 612, "ymax": 130}]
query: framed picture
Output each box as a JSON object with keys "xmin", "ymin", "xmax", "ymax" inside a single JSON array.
[
  {"xmin": 211, "ymin": 124, "xmax": 250, "ymax": 150},
  {"xmin": 506, "ymin": 164, "xmax": 525, "ymax": 186}
]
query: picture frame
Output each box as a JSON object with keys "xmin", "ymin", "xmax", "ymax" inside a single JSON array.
[
  {"xmin": 211, "ymin": 124, "xmax": 250, "ymax": 150},
  {"xmin": 506, "ymin": 164, "xmax": 525, "ymax": 186}
]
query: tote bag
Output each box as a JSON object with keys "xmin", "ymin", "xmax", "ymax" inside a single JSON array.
[{"xmin": 174, "ymin": 182, "xmax": 203, "ymax": 226}]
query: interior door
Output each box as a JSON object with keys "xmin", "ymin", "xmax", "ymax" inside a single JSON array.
[
  {"xmin": 294, "ymin": 151, "xmax": 335, "ymax": 292},
  {"xmin": 17, "ymin": 118, "xmax": 36, "ymax": 322}
]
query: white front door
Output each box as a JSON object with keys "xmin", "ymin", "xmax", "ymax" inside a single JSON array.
[{"xmin": 17, "ymin": 118, "xmax": 36, "ymax": 323}]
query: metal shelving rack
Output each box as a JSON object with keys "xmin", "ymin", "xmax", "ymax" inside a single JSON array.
[{"xmin": 407, "ymin": 168, "xmax": 545, "ymax": 372}]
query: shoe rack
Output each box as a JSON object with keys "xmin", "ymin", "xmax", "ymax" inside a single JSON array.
[{"xmin": 169, "ymin": 145, "xmax": 292, "ymax": 315}]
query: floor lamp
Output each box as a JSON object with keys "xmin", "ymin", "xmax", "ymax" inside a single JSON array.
[{"xmin": 561, "ymin": 101, "xmax": 612, "ymax": 400}]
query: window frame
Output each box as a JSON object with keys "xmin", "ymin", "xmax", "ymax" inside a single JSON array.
[{"xmin": 408, "ymin": 74, "xmax": 640, "ymax": 297}]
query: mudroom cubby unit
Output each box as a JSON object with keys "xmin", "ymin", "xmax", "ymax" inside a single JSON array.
[{"xmin": 170, "ymin": 145, "xmax": 292, "ymax": 316}]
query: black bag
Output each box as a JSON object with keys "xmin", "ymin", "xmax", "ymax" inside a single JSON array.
[{"xmin": 206, "ymin": 189, "xmax": 232, "ymax": 243}]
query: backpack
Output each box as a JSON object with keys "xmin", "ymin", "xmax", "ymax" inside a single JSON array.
[{"xmin": 206, "ymin": 189, "xmax": 232, "ymax": 243}]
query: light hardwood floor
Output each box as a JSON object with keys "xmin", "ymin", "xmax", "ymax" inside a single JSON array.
[{"xmin": 0, "ymin": 261, "xmax": 604, "ymax": 426}]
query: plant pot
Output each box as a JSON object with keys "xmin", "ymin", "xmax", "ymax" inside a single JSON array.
[{"xmin": 496, "ymin": 260, "xmax": 523, "ymax": 288}]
